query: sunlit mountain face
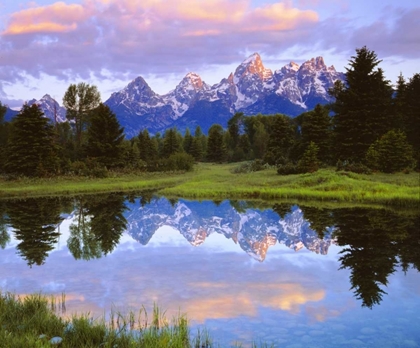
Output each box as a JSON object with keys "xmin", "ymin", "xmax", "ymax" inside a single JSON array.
[{"xmin": 1, "ymin": 194, "xmax": 419, "ymax": 347}]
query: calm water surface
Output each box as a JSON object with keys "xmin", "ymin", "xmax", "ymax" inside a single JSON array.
[{"xmin": 0, "ymin": 193, "xmax": 419, "ymax": 347}]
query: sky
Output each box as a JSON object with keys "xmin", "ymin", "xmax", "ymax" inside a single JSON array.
[{"xmin": 0, "ymin": 0, "xmax": 419, "ymax": 109}]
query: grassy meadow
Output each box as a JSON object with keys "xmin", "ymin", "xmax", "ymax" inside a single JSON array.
[{"xmin": 0, "ymin": 163, "xmax": 418, "ymax": 207}]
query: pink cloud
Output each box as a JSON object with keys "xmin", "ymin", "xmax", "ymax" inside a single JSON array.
[
  {"xmin": 3, "ymin": 2, "xmax": 87, "ymax": 35},
  {"xmin": 0, "ymin": 0, "xmax": 319, "ymax": 83}
]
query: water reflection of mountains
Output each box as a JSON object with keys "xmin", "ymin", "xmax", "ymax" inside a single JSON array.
[
  {"xmin": 125, "ymin": 198, "xmax": 334, "ymax": 261},
  {"xmin": 1, "ymin": 193, "xmax": 419, "ymax": 308}
]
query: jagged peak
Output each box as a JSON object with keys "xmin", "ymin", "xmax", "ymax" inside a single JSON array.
[
  {"xmin": 41, "ymin": 94, "xmax": 54, "ymax": 100},
  {"xmin": 176, "ymin": 72, "xmax": 206, "ymax": 91},
  {"xmin": 241, "ymin": 52, "xmax": 262, "ymax": 65},
  {"xmin": 123, "ymin": 76, "xmax": 155, "ymax": 94},
  {"xmin": 301, "ymin": 56, "xmax": 327, "ymax": 71},
  {"xmin": 235, "ymin": 52, "xmax": 272, "ymax": 80}
]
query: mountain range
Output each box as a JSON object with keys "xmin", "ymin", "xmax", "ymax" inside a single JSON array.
[{"xmin": 3, "ymin": 53, "xmax": 345, "ymax": 137}]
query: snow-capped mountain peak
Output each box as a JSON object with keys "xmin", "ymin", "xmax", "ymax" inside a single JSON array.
[
  {"xmin": 25, "ymin": 52, "xmax": 345, "ymax": 137},
  {"xmin": 28, "ymin": 94, "xmax": 66, "ymax": 123}
]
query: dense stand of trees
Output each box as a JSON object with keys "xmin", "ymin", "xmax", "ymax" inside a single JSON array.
[{"xmin": 0, "ymin": 47, "xmax": 418, "ymax": 177}]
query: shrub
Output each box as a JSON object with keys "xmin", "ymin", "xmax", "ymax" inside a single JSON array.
[
  {"xmin": 336, "ymin": 161, "xmax": 372, "ymax": 174},
  {"xmin": 231, "ymin": 160, "xmax": 267, "ymax": 174},
  {"xmin": 166, "ymin": 152, "xmax": 195, "ymax": 172},
  {"xmin": 365, "ymin": 129, "xmax": 415, "ymax": 173},
  {"xmin": 277, "ymin": 163, "xmax": 299, "ymax": 175}
]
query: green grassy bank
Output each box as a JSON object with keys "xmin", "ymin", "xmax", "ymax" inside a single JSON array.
[
  {"xmin": 0, "ymin": 163, "xmax": 418, "ymax": 206},
  {"xmin": 0, "ymin": 291, "xmax": 270, "ymax": 348}
]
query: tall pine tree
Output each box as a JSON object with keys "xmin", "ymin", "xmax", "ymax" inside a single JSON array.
[
  {"xmin": 85, "ymin": 103, "xmax": 125, "ymax": 168},
  {"xmin": 301, "ymin": 104, "xmax": 332, "ymax": 164},
  {"xmin": 5, "ymin": 103, "xmax": 59, "ymax": 177},
  {"xmin": 330, "ymin": 47, "xmax": 393, "ymax": 162}
]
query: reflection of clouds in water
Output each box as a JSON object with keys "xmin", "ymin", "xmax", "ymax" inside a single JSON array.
[
  {"xmin": 183, "ymin": 282, "xmax": 325, "ymax": 322},
  {"xmin": 1, "ymin": 219, "xmax": 420, "ymax": 346}
]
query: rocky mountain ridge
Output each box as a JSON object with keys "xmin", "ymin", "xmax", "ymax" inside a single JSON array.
[
  {"xmin": 105, "ymin": 53, "xmax": 344, "ymax": 136},
  {"xmin": 3, "ymin": 53, "xmax": 345, "ymax": 137}
]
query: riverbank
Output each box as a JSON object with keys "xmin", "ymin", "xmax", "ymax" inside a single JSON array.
[{"xmin": 0, "ymin": 163, "xmax": 418, "ymax": 206}]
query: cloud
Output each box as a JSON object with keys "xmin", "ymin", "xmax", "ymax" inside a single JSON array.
[
  {"xmin": 350, "ymin": 8, "xmax": 420, "ymax": 59},
  {"xmin": 2, "ymin": 2, "xmax": 87, "ymax": 35},
  {"xmin": 0, "ymin": 0, "xmax": 318, "ymax": 86},
  {"xmin": 312, "ymin": 6, "xmax": 420, "ymax": 60}
]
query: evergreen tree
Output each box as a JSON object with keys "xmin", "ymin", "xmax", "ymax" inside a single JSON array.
[
  {"xmin": 162, "ymin": 128, "xmax": 182, "ymax": 158},
  {"xmin": 0, "ymin": 101, "xmax": 10, "ymax": 172},
  {"xmin": 297, "ymin": 141, "xmax": 320, "ymax": 173},
  {"xmin": 5, "ymin": 104, "xmax": 59, "ymax": 177},
  {"xmin": 301, "ymin": 104, "xmax": 332, "ymax": 164},
  {"xmin": 227, "ymin": 112, "xmax": 243, "ymax": 150},
  {"xmin": 365, "ymin": 129, "xmax": 415, "ymax": 173},
  {"xmin": 264, "ymin": 114, "xmax": 294, "ymax": 164},
  {"xmin": 330, "ymin": 47, "xmax": 394, "ymax": 162},
  {"xmin": 207, "ymin": 124, "xmax": 227, "ymax": 162},
  {"xmin": 63, "ymin": 83, "xmax": 101, "ymax": 152},
  {"xmin": 138, "ymin": 129, "xmax": 158, "ymax": 164},
  {"xmin": 252, "ymin": 120, "xmax": 268, "ymax": 159},
  {"xmin": 183, "ymin": 127, "xmax": 193, "ymax": 154},
  {"xmin": 190, "ymin": 136, "xmax": 203, "ymax": 161},
  {"xmin": 404, "ymin": 74, "xmax": 420, "ymax": 168},
  {"xmin": 85, "ymin": 103, "xmax": 125, "ymax": 168}
]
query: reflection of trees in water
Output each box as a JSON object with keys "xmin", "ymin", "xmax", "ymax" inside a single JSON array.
[
  {"xmin": 299, "ymin": 206, "xmax": 335, "ymax": 239},
  {"xmin": 332, "ymin": 208, "xmax": 419, "ymax": 309},
  {"xmin": 67, "ymin": 193, "xmax": 128, "ymax": 260},
  {"xmin": 6, "ymin": 197, "xmax": 63, "ymax": 267},
  {"xmin": 0, "ymin": 201, "xmax": 10, "ymax": 249}
]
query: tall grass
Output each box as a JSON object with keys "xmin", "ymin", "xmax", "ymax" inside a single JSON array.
[
  {"xmin": 0, "ymin": 291, "xmax": 271, "ymax": 347},
  {"xmin": 0, "ymin": 163, "xmax": 418, "ymax": 207}
]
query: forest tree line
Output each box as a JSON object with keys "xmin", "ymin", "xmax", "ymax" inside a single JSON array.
[{"xmin": 0, "ymin": 46, "xmax": 418, "ymax": 178}]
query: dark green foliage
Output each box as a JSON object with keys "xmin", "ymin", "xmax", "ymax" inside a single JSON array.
[
  {"xmin": 5, "ymin": 104, "xmax": 59, "ymax": 177},
  {"xmin": 6, "ymin": 197, "xmax": 62, "ymax": 267},
  {"xmin": 166, "ymin": 152, "xmax": 195, "ymax": 171},
  {"xmin": 207, "ymin": 124, "xmax": 227, "ymax": 162},
  {"xmin": 69, "ymin": 158, "xmax": 108, "ymax": 178},
  {"xmin": 336, "ymin": 161, "xmax": 372, "ymax": 174},
  {"xmin": 301, "ymin": 104, "xmax": 332, "ymax": 164},
  {"xmin": 277, "ymin": 163, "xmax": 299, "ymax": 175},
  {"xmin": 330, "ymin": 47, "xmax": 394, "ymax": 162},
  {"xmin": 264, "ymin": 114, "xmax": 295, "ymax": 165},
  {"xmin": 138, "ymin": 129, "xmax": 159, "ymax": 165},
  {"xmin": 183, "ymin": 128, "xmax": 193, "ymax": 154},
  {"xmin": 162, "ymin": 128, "xmax": 182, "ymax": 158},
  {"xmin": 0, "ymin": 101, "xmax": 6, "ymax": 123},
  {"xmin": 0, "ymin": 101, "xmax": 10, "ymax": 171},
  {"xmin": 85, "ymin": 104, "xmax": 125, "ymax": 169},
  {"xmin": 397, "ymin": 73, "xmax": 420, "ymax": 168},
  {"xmin": 227, "ymin": 112, "xmax": 243, "ymax": 150},
  {"xmin": 365, "ymin": 129, "xmax": 415, "ymax": 173},
  {"xmin": 63, "ymin": 83, "xmax": 101, "ymax": 151},
  {"xmin": 297, "ymin": 141, "xmax": 320, "ymax": 173},
  {"xmin": 189, "ymin": 136, "xmax": 204, "ymax": 161},
  {"xmin": 252, "ymin": 120, "xmax": 268, "ymax": 159}
]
